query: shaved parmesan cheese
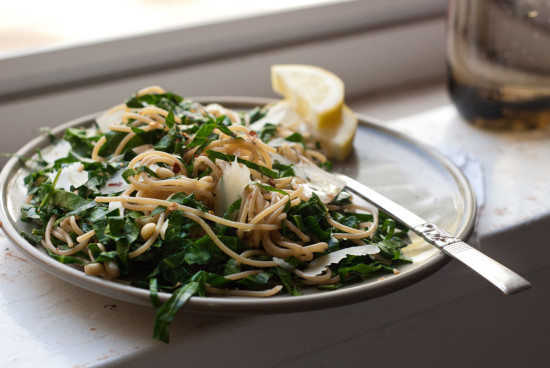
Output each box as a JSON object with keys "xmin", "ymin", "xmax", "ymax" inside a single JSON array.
[
  {"xmin": 86, "ymin": 126, "xmax": 98, "ymax": 137},
  {"xmin": 249, "ymin": 101, "xmax": 303, "ymax": 132},
  {"xmin": 272, "ymin": 257, "xmax": 295, "ymax": 271},
  {"xmin": 69, "ymin": 150, "xmax": 96, "ymax": 164},
  {"xmin": 41, "ymin": 139, "xmax": 72, "ymax": 165},
  {"xmin": 293, "ymin": 162, "xmax": 345, "ymax": 203},
  {"xmin": 96, "ymin": 109, "xmax": 124, "ymax": 133},
  {"xmin": 267, "ymin": 152, "xmax": 344, "ymax": 203},
  {"xmin": 301, "ymin": 244, "xmax": 380, "ymax": 277},
  {"xmin": 100, "ymin": 168, "xmax": 130, "ymax": 194},
  {"xmin": 48, "ymin": 162, "xmax": 89, "ymax": 191},
  {"xmin": 214, "ymin": 159, "xmax": 251, "ymax": 216},
  {"xmin": 108, "ymin": 201, "xmax": 124, "ymax": 214}
]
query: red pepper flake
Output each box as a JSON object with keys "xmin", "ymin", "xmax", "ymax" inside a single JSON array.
[
  {"xmin": 108, "ymin": 182, "xmax": 123, "ymax": 187},
  {"xmin": 172, "ymin": 163, "xmax": 181, "ymax": 173},
  {"xmin": 249, "ymin": 130, "xmax": 257, "ymax": 137}
]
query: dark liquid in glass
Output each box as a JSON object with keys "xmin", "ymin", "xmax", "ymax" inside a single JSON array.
[{"xmin": 448, "ymin": 66, "xmax": 550, "ymax": 130}]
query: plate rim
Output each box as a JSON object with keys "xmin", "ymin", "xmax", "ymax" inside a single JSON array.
[{"xmin": 0, "ymin": 96, "xmax": 476, "ymax": 313}]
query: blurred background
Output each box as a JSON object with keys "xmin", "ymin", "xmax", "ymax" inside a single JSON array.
[{"xmin": 0, "ymin": 0, "xmax": 335, "ymax": 55}]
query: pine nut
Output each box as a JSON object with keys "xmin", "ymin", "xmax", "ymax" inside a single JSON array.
[
  {"xmin": 140, "ymin": 222, "xmax": 157, "ymax": 240},
  {"xmin": 84, "ymin": 263, "xmax": 105, "ymax": 276},
  {"xmin": 104, "ymin": 261, "xmax": 121, "ymax": 277}
]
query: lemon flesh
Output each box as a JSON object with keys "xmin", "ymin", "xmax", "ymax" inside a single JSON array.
[
  {"xmin": 314, "ymin": 105, "xmax": 357, "ymax": 162},
  {"xmin": 255, "ymin": 100, "xmax": 357, "ymax": 162},
  {"xmin": 271, "ymin": 64, "xmax": 345, "ymax": 129}
]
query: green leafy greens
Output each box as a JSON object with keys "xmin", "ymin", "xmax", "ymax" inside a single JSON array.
[{"xmin": 19, "ymin": 88, "xmax": 410, "ymax": 343}]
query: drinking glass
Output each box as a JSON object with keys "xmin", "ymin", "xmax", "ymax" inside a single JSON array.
[{"xmin": 447, "ymin": 0, "xmax": 550, "ymax": 129}]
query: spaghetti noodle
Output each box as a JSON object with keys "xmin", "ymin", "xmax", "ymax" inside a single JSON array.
[{"xmin": 20, "ymin": 86, "xmax": 410, "ymax": 342}]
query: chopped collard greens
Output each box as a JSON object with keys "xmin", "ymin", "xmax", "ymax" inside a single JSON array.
[{"xmin": 19, "ymin": 86, "xmax": 410, "ymax": 343}]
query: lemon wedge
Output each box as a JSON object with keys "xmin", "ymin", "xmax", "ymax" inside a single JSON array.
[
  {"xmin": 269, "ymin": 64, "xmax": 357, "ymax": 161},
  {"xmin": 314, "ymin": 105, "xmax": 358, "ymax": 162},
  {"xmin": 271, "ymin": 64, "xmax": 344, "ymax": 129}
]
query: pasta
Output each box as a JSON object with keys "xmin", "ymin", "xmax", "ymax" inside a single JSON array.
[{"xmin": 20, "ymin": 86, "xmax": 410, "ymax": 342}]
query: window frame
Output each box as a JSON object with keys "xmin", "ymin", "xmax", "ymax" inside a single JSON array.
[{"xmin": 0, "ymin": 0, "xmax": 447, "ymax": 99}]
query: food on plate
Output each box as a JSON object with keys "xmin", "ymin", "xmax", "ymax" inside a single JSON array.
[{"xmin": 19, "ymin": 68, "xmax": 410, "ymax": 342}]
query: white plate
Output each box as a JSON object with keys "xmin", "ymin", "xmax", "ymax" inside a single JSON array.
[{"xmin": 0, "ymin": 97, "xmax": 476, "ymax": 313}]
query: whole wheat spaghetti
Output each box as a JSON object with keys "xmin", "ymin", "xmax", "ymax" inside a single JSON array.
[{"xmin": 20, "ymin": 86, "xmax": 410, "ymax": 343}]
